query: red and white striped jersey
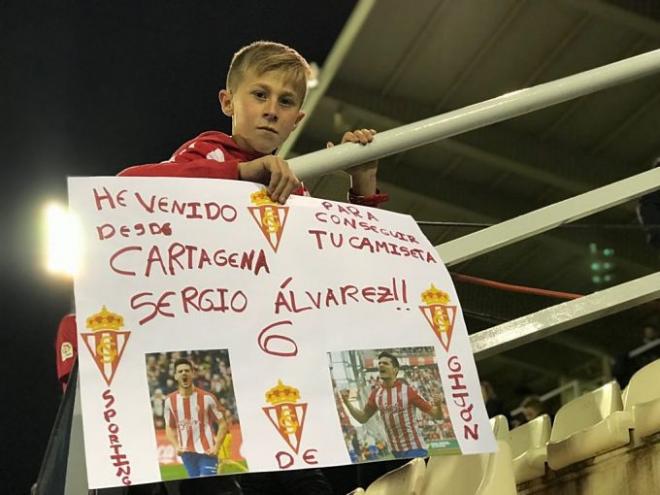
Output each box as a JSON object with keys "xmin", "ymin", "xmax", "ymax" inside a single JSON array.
[
  {"xmin": 165, "ymin": 387, "xmax": 224, "ymax": 454},
  {"xmin": 367, "ymin": 379, "xmax": 432, "ymax": 453}
]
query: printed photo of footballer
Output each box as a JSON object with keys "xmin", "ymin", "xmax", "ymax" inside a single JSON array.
[
  {"xmin": 145, "ymin": 349, "xmax": 248, "ymax": 481},
  {"xmin": 329, "ymin": 346, "xmax": 458, "ymax": 463}
]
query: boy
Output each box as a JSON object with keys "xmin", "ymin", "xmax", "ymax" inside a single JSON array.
[
  {"xmin": 118, "ymin": 40, "xmax": 388, "ymax": 208},
  {"xmin": 116, "ymin": 41, "xmax": 386, "ymax": 494}
]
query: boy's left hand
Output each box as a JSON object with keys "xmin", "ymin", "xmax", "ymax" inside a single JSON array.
[{"xmin": 327, "ymin": 128, "xmax": 379, "ymax": 196}]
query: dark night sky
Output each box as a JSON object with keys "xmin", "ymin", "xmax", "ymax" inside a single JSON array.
[{"xmin": 1, "ymin": 1, "xmax": 356, "ymax": 491}]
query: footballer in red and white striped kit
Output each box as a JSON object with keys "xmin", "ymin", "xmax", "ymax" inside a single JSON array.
[
  {"xmin": 340, "ymin": 351, "xmax": 444, "ymax": 458},
  {"xmin": 165, "ymin": 358, "xmax": 228, "ymax": 477}
]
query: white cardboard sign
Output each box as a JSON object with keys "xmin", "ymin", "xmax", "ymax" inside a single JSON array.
[{"xmin": 68, "ymin": 177, "xmax": 496, "ymax": 489}]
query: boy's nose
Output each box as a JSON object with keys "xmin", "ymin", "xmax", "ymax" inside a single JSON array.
[{"xmin": 263, "ymin": 101, "xmax": 279, "ymax": 121}]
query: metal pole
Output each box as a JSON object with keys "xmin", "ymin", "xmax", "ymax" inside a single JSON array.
[
  {"xmin": 279, "ymin": 0, "xmax": 377, "ymax": 159},
  {"xmin": 469, "ymin": 272, "xmax": 660, "ymax": 361},
  {"xmin": 64, "ymin": 376, "xmax": 90, "ymax": 494},
  {"xmin": 288, "ymin": 49, "xmax": 660, "ymax": 180},
  {"xmin": 437, "ymin": 167, "xmax": 660, "ymax": 266}
]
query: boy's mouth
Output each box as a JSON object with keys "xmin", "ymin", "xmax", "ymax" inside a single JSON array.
[{"xmin": 257, "ymin": 126, "xmax": 278, "ymax": 135}]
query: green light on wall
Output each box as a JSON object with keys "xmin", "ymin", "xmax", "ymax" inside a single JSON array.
[{"xmin": 588, "ymin": 243, "xmax": 616, "ymax": 285}]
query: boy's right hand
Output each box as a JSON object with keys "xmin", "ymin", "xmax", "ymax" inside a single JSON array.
[{"xmin": 238, "ymin": 155, "xmax": 300, "ymax": 204}]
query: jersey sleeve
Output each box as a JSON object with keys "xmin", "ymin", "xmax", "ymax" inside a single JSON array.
[
  {"xmin": 118, "ymin": 138, "xmax": 241, "ymax": 179},
  {"xmin": 408, "ymin": 386, "xmax": 433, "ymax": 414}
]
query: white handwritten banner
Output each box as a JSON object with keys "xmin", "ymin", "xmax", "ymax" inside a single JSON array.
[{"xmin": 68, "ymin": 177, "xmax": 496, "ymax": 489}]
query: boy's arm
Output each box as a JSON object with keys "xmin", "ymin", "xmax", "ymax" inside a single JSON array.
[
  {"xmin": 118, "ymin": 134, "xmax": 242, "ymax": 179},
  {"xmin": 118, "ymin": 159, "xmax": 241, "ymax": 179},
  {"xmin": 119, "ymin": 155, "xmax": 300, "ymax": 204},
  {"xmin": 237, "ymin": 155, "xmax": 301, "ymax": 204},
  {"xmin": 328, "ymin": 129, "xmax": 388, "ymax": 207},
  {"xmin": 342, "ymin": 129, "xmax": 378, "ymax": 197},
  {"xmin": 118, "ymin": 136, "xmax": 300, "ymax": 203}
]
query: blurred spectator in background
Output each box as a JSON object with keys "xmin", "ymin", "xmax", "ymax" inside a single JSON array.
[
  {"xmin": 151, "ymin": 388, "xmax": 166, "ymax": 429},
  {"xmin": 614, "ymin": 323, "xmax": 660, "ymax": 388},
  {"xmin": 631, "ymin": 324, "xmax": 659, "ymax": 369},
  {"xmin": 637, "ymin": 157, "xmax": 660, "ymax": 249},
  {"xmin": 643, "ymin": 324, "xmax": 658, "ymax": 342},
  {"xmin": 520, "ymin": 396, "xmax": 546, "ymax": 423},
  {"xmin": 481, "ymin": 380, "xmax": 510, "ymax": 425}
]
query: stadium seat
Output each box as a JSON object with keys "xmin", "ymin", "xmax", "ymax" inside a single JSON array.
[
  {"xmin": 623, "ymin": 358, "xmax": 660, "ymax": 439},
  {"xmin": 490, "ymin": 414, "xmax": 510, "ymax": 441},
  {"xmin": 478, "ymin": 441, "xmax": 517, "ymax": 495},
  {"xmin": 421, "ymin": 441, "xmax": 516, "ymax": 494},
  {"xmin": 510, "ymin": 414, "xmax": 551, "ymax": 483},
  {"xmin": 547, "ymin": 381, "xmax": 632, "ymax": 471},
  {"xmin": 422, "ymin": 452, "xmax": 482, "ymax": 495},
  {"xmin": 421, "ymin": 415, "xmax": 516, "ymax": 495},
  {"xmin": 365, "ymin": 457, "xmax": 425, "ymax": 495}
]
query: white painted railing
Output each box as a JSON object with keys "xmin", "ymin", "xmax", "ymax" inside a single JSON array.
[
  {"xmin": 288, "ymin": 49, "xmax": 660, "ymax": 358},
  {"xmin": 288, "ymin": 49, "xmax": 660, "ymax": 180}
]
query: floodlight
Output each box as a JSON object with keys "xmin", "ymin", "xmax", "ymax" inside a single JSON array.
[{"xmin": 44, "ymin": 202, "xmax": 83, "ymax": 277}]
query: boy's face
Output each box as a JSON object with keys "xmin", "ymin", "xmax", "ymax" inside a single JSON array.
[{"xmin": 219, "ymin": 69, "xmax": 305, "ymax": 154}]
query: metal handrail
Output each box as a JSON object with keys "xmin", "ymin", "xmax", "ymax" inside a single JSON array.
[
  {"xmin": 287, "ymin": 49, "xmax": 660, "ymax": 362},
  {"xmin": 288, "ymin": 49, "xmax": 660, "ymax": 180}
]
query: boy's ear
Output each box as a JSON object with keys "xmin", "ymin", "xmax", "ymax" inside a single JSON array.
[
  {"xmin": 293, "ymin": 110, "xmax": 306, "ymax": 128},
  {"xmin": 219, "ymin": 89, "xmax": 233, "ymax": 117}
]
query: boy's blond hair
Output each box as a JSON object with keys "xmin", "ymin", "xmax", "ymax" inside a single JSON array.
[{"xmin": 227, "ymin": 41, "xmax": 311, "ymax": 105}]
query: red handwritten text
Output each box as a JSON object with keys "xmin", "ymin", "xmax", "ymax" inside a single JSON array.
[
  {"xmin": 93, "ymin": 187, "xmax": 127, "ymax": 211},
  {"xmin": 130, "ymin": 286, "xmax": 248, "ymax": 325},
  {"xmin": 308, "ymin": 230, "xmax": 437, "ymax": 264},
  {"xmin": 97, "ymin": 222, "xmax": 172, "ymax": 240},
  {"xmin": 320, "ymin": 201, "xmax": 378, "ymax": 222},
  {"xmin": 133, "ymin": 193, "xmax": 238, "ymax": 221},
  {"xmin": 447, "ymin": 355, "xmax": 479, "ymax": 441},
  {"xmin": 109, "ymin": 244, "xmax": 270, "ymax": 277},
  {"xmin": 91, "ymin": 187, "xmax": 238, "ymax": 223},
  {"xmin": 258, "ymin": 320, "xmax": 298, "ymax": 357},
  {"xmin": 275, "ymin": 449, "xmax": 319, "ymax": 469},
  {"xmin": 274, "ymin": 277, "xmax": 407, "ymax": 315},
  {"xmin": 102, "ymin": 389, "xmax": 132, "ymax": 485}
]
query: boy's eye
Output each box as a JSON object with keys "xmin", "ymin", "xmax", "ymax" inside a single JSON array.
[
  {"xmin": 280, "ymin": 97, "xmax": 295, "ymax": 107},
  {"xmin": 252, "ymin": 90, "xmax": 267, "ymax": 100}
]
